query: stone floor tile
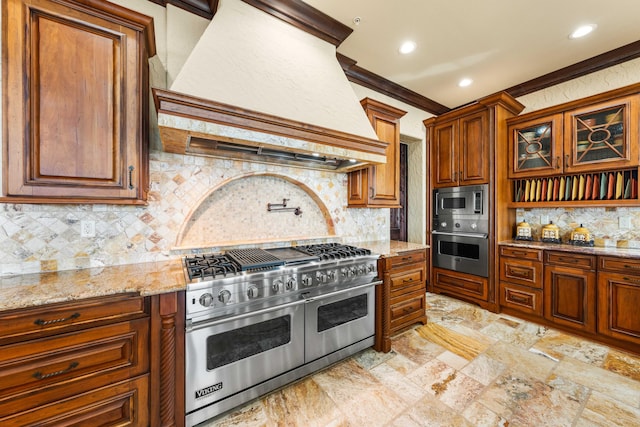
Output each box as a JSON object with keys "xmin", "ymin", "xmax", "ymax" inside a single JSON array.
[
  {"xmin": 437, "ymin": 350, "xmax": 470, "ymax": 370},
  {"xmin": 460, "ymin": 353, "xmax": 507, "ymax": 386},
  {"xmin": 602, "ymin": 348, "xmax": 640, "ymax": 382},
  {"xmin": 462, "ymin": 401, "xmax": 508, "ymax": 427},
  {"xmin": 576, "ymin": 390, "xmax": 640, "ymax": 426},
  {"xmin": 370, "ymin": 361, "xmax": 427, "ymax": 404}
]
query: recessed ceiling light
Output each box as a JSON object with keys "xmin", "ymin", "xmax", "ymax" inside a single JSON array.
[
  {"xmin": 570, "ymin": 24, "xmax": 596, "ymax": 39},
  {"xmin": 458, "ymin": 78, "xmax": 473, "ymax": 87},
  {"xmin": 399, "ymin": 41, "xmax": 416, "ymax": 54}
]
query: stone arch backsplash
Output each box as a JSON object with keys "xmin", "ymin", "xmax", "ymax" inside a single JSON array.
[
  {"xmin": 0, "ymin": 150, "xmax": 388, "ymax": 276},
  {"xmin": 176, "ymin": 173, "xmax": 336, "ymax": 248}
]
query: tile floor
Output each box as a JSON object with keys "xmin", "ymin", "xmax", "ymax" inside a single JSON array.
[{"xmin": 203, "ymin": 293, "xmax": 640, "ymax": 426}]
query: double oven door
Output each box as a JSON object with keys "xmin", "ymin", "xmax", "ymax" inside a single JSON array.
[{"xmin": 185, "ymin": 283, "xmax": 376, "ymax": 426}]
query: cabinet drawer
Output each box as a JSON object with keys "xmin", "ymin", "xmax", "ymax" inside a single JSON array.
[
  {"xmin": 0, "ymin": 294, "xmax": 148, "ymax": 344},
  {"xmin": 390, "ymin": 292, "xmax": 426, "ymax": 331},
  {"xmin": 545, "ymin": 251, "xmax": 596, "ymax": 270},
  {"xmin": 0, "ymin": 375, "xmax": 149, "ymax": 427},
  {"xmin": 387, "ymin": 250, "xmax": 426, "ymax": 269},
  {"xmin": 390, "ymin": 268, "xmax": 425, "ymax": 295},
  {"xmin": 500, "ymin": 257, "xmax": 543, "ymax": 289},
  {"xmin": 0, "ymin": 318, "xmax": 149, "ymax": 416},
  {"xmin": 433, "ymin": 267, "xmax": 488, "ymax": 301},
  {"xmin": 499, "ymin": 246, "xmax": 543, "ymax": 261},
  {"xmin": 598, "ymin": 256, "xmax": 640, "ymax": 274},
  {"xmin": 499, "ymin": 282, "xmax": 543, "ymax": 317}
]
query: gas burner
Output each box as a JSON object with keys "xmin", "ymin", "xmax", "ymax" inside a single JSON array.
[
  {"xmin": 184, "ymin": 254, "xmax": 239, "ymax": 280},
  {"xmin": 297, "ymin": 243, "xmax": 371, "ymax": 260}
]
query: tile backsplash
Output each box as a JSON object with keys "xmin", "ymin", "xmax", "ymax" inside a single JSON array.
[
  {"xmin": 516, "ymin": 207, "xmax": 640, "ymax": 248},
  {"xmin": 0, "ymin": 150, "xmax": 388, "ymax": 277}
]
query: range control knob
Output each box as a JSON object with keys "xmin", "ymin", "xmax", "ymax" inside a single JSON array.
[
  {"xmin": 247, "ymin": 285, "xmax": 259, "ymax": 299},
  {"xmin": 272, "ymin": 279, "xmax": 284, "ymax": 293},
  {"xmin": 327, "ymin": 270, "xmax": 336, "ymax": 281},
  {"xmin": 455, "ymin": 222, "xmax": 461, "ymax": 228},
  {"xmin": 315, "ymin": 271, "xmax": 325, "ymax": 283},
  {"xmin": 357, "ymin": 265, "xmax": 366, "ymax": 275},
  {"xmin": 300, "ymin": 274, "xmax": 312, "ymax": 287},
  {"xmin": 218, "ymin": 289, "xmax": 231, "ymax": 304},
  {"xmin": 470, "ymin": 223, "xmax": 477, "ymax": 230},
  {"xmin": 199, "ymin": 293, "xmax": 214, "ymax": 307},
  {"xmin": 440, "ymin": 221, "xmax": 447, "ymax": 228},
  {"xmin": 341, "ymin": 267, "xmax": 351, "ymax": 278},
  {"xmin": 286, "ymin": 277, "xmax": 297, "ymax": 290},
  {"xmin": 367, "ymin": 264, "xmax": 375, "ymax": 273},
  {"xmin": 350, "ymin": 266, "xmax": 358, "ymax": 276}
]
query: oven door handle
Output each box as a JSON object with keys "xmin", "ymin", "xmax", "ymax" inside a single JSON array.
[
  {"xmin": 302, "ymin": 280, "xmax": 383, "ymax": 303},
  {"xmin": 432, "ymin": 230, "xmax": 488, "ymax": 239},
  {"xmin": 186, "ymin": 298, "xmax": 308, "ymax": 331}
]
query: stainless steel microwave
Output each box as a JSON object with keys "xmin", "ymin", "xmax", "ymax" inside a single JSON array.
[{"xmin": 433, "ymin": 184, "xmax": 488, "ymax": 219}]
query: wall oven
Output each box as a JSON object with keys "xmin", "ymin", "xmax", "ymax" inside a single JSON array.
[
  {"xmin": 183, "ymin": 244, "xmax": 380, "ymax": 426},
  {"xmin": 432, "ymin": 184, "xmax": 489, "ymax": 277}
]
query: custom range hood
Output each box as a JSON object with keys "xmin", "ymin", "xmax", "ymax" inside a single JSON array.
[{"xmin": 153, "ymin": 0, "xmax": 387, "ymax": 172}]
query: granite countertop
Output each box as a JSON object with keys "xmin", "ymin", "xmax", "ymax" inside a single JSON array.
[
  {"xmin": 359, "ymin": 240, "xmax": 429, "ymax": 257},
  {"xmin": 0, "ymin": 259, "xmax": 186, "ymax": 312},
  {"xmin": 0, "ymin": 240, "xmax": 430, "ymax": 312},
  {"xmin": 500, "ymin": 239, "xmax": 640, "ymax": 259}
]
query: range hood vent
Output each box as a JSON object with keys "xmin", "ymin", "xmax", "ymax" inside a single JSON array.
[
  {"xmin": 189, "ymin": 137, "xmax": 366, "ymax": 171},
  {"xmin": 153, "ymin": 0, "xmax": 387, "ymax": 172}
]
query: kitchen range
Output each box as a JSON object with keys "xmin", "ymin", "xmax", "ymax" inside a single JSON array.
[{"xmin": 183, "ymin": 243, "xmax": 381, "ymax": 426}]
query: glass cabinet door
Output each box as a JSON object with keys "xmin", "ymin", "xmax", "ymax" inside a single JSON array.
[
  {"xmin": 565, "ymin": 96, "xmax": 638, "ymax": 172},
  {"xmin": 508, "ymin": 114, "xmax": 563, "ymax": 178}
]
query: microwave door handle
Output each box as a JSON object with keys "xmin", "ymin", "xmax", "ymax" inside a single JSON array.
[
  {"xmin": 432, "ymin": 230, "xmax": 488, "ymax": 239},
  {"xmin": 434, "ymin": 193, "xmax": 440, "ymax": 216}
]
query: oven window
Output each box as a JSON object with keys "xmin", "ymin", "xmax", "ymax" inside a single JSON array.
[
  {"xmin": 440, "ymin": 241, "xmax": 480, "ymax": 260},
  {"xmin": 442, "ymin": 197, "xmax": 465, "ymax": 209},
  {"xmin": 317, "ymin": 294, "xmax": 368, "ymax": 333},
  {"xmin": 206, "ymin": 316, "xmax": 291, "ymax": 370}
]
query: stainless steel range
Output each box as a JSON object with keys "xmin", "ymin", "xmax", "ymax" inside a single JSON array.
[{"xmin": 184, "ymin": 243, "xmax": 381, "ymax": 426}]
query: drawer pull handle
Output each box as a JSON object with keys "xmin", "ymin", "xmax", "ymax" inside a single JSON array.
[
  {"xmin": 509, "ymin": 269, "xmax": 530, "ymax": 278},
  {"xmin": 33, "ymin": 362, "xmax": 79, "ymax": 380},
  {"xmin": 511, "ymin": 251, "xmax": 526, "ymax": 256},
  {"xmin": 403, "ymin": 278, "xmax": 414, "ymax": 283},
  {"xmin": 509, "ymin": 294, "xmax": 530, "ymax": 304},
  {"xmin": 623, "ymin": 264, "xmax": 640, "ymax": 270},
  {"xmin": 401, "ymin": 256, "xmax": 413, "ymax": 262},
  {"xmin": 34, "ymin": 312, "xmax": 80, "ymax": 326},
  {"xmin": 623, "ymin": 277, "xmax": 640, "ymax": 284},
  {"xmin": 557, "ymin": 257, "xmax": 578, "ymax": 264}
]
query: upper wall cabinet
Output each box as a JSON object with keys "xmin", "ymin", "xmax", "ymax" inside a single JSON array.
[
  {"xmin": 508, "ymin": 89, "xmax": 639, "ymax": 179},
  {"xmin": 2, "ymin": 0, "xmax": 156, "ymax": 204},
  {"xmin": 428, "ymin": 110, "xmax": 490, "ymax": 188},
  {"xmin": 348, "ymin": 98, "xmax": 406, "ymax": 208}
]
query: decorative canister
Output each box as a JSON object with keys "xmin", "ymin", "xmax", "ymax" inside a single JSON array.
[
  {"xmin": 515, "ymin": 220, "xmax": 533, "ymax": 241},
  {"xmin": 569, "ymin": 224, "xmax": 594, "ymax": 246},
  {"xmin": 541, "ymin": 221, "xmax": 561, "ymax": 243}
]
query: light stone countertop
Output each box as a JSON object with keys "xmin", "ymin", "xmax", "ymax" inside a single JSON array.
[
  {"xmin": 0, "ymin": 259, "xmax": 185, "ymax": 312},
  {"xmin": 358, "ymin": 240, "xmax": 429, "ymax": 257},
  {"xmin": 0, "ymin": 240, "xmax": 430, "ymax": 312},
  {"xmin": 500, "ymin": 239, "xmax": 640, "ymax": 259}
]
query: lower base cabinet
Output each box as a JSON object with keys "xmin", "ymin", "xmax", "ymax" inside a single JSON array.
[
  {"xmin": 598, "ymin": 257, "xmax": 640, "ymax": 346},
  {"xmin": 376, "ymin": 249, "xmax": 428, "ymax": 353},
  {"xmin": 432, "ymin": 267, "xmax": 489, "ymax": 305},
  {"xmin": 498, "ymin": 246, "xmax": 640, "ymax": 354}
]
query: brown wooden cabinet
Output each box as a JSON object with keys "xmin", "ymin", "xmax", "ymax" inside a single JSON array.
[
  {"xmin": 543, "ymin": 251, "xmax": 596, "ymax": 333},
  {"xmin": 498, "ymin": 246, "xmax": 544, "ymax": 318},
  {"xmin": 428, "ymin": 110, "xmax": 490, "ymax": 188},
  {"xmin": 0, "ymin": 294, "xmax": 151, "ymax": 426},
  {"xmin": 2, "ymin": 0, "xmax": 155, "ymax": 204},
  {"xmin": 375, "ymin": 249, "xmax": 428, "ymax": 352},
  {"xmin": 506, "ymin": 83, "xmax": 640, "ymax": 207},
  {"xmin": 597, "ymin": 256, "xmax": 640, "ymax": 346},
  {"xmin": 348, "ymin": 98, "xmax": 406, "ymax": 208}
]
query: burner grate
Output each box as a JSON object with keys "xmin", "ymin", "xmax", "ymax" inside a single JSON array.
[
  {"xmin": 184, "ymin": 254, "xmax": 239, "ymax": 280},
  {"xmin": 297, "ymin": 243, "xmax": 371, "ymax": 260}
]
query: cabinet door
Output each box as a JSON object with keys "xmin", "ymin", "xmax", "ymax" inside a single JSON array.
[
  {"xmin": 3, "ymin": 0, "xmax": 151, "ymax": 203},
  {"xmin": 431, "ymin": 120, "xmax": 459, "ymax": 188},
  {"xmin": 459, "ymin": 111, "xmax": 490, "ymax": 185},
  {"xmin": 369, "ymin": 113, "xmax": 401, "ymax": 206},
  {"xmin": 508, "ymin": 114, "xmax": 563, "ymax": 178},
  {"xmin": 597, "ymin": 272, "xmax": 640, "ymax": 345},
  {"xmin": 544, "ymin": 265, "xmax": 596, "ymax": 333},
  {"xmin": 564, "ymin": 96, "xmax": 639, "ymax": 173}
]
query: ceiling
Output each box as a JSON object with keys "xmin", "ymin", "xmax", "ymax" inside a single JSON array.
[{"xmin": 301, "ymin": 0, "xmax": 640, "ymax": 110}]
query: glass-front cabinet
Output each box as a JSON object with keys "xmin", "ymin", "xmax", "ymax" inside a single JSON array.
[
  {"xmin": 508, "ymin": 114, "xmax": 563, "ymax": 178},
  {"xmin": 564, "ymin": 96, "xmax": 638, "ymax": 173}
]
